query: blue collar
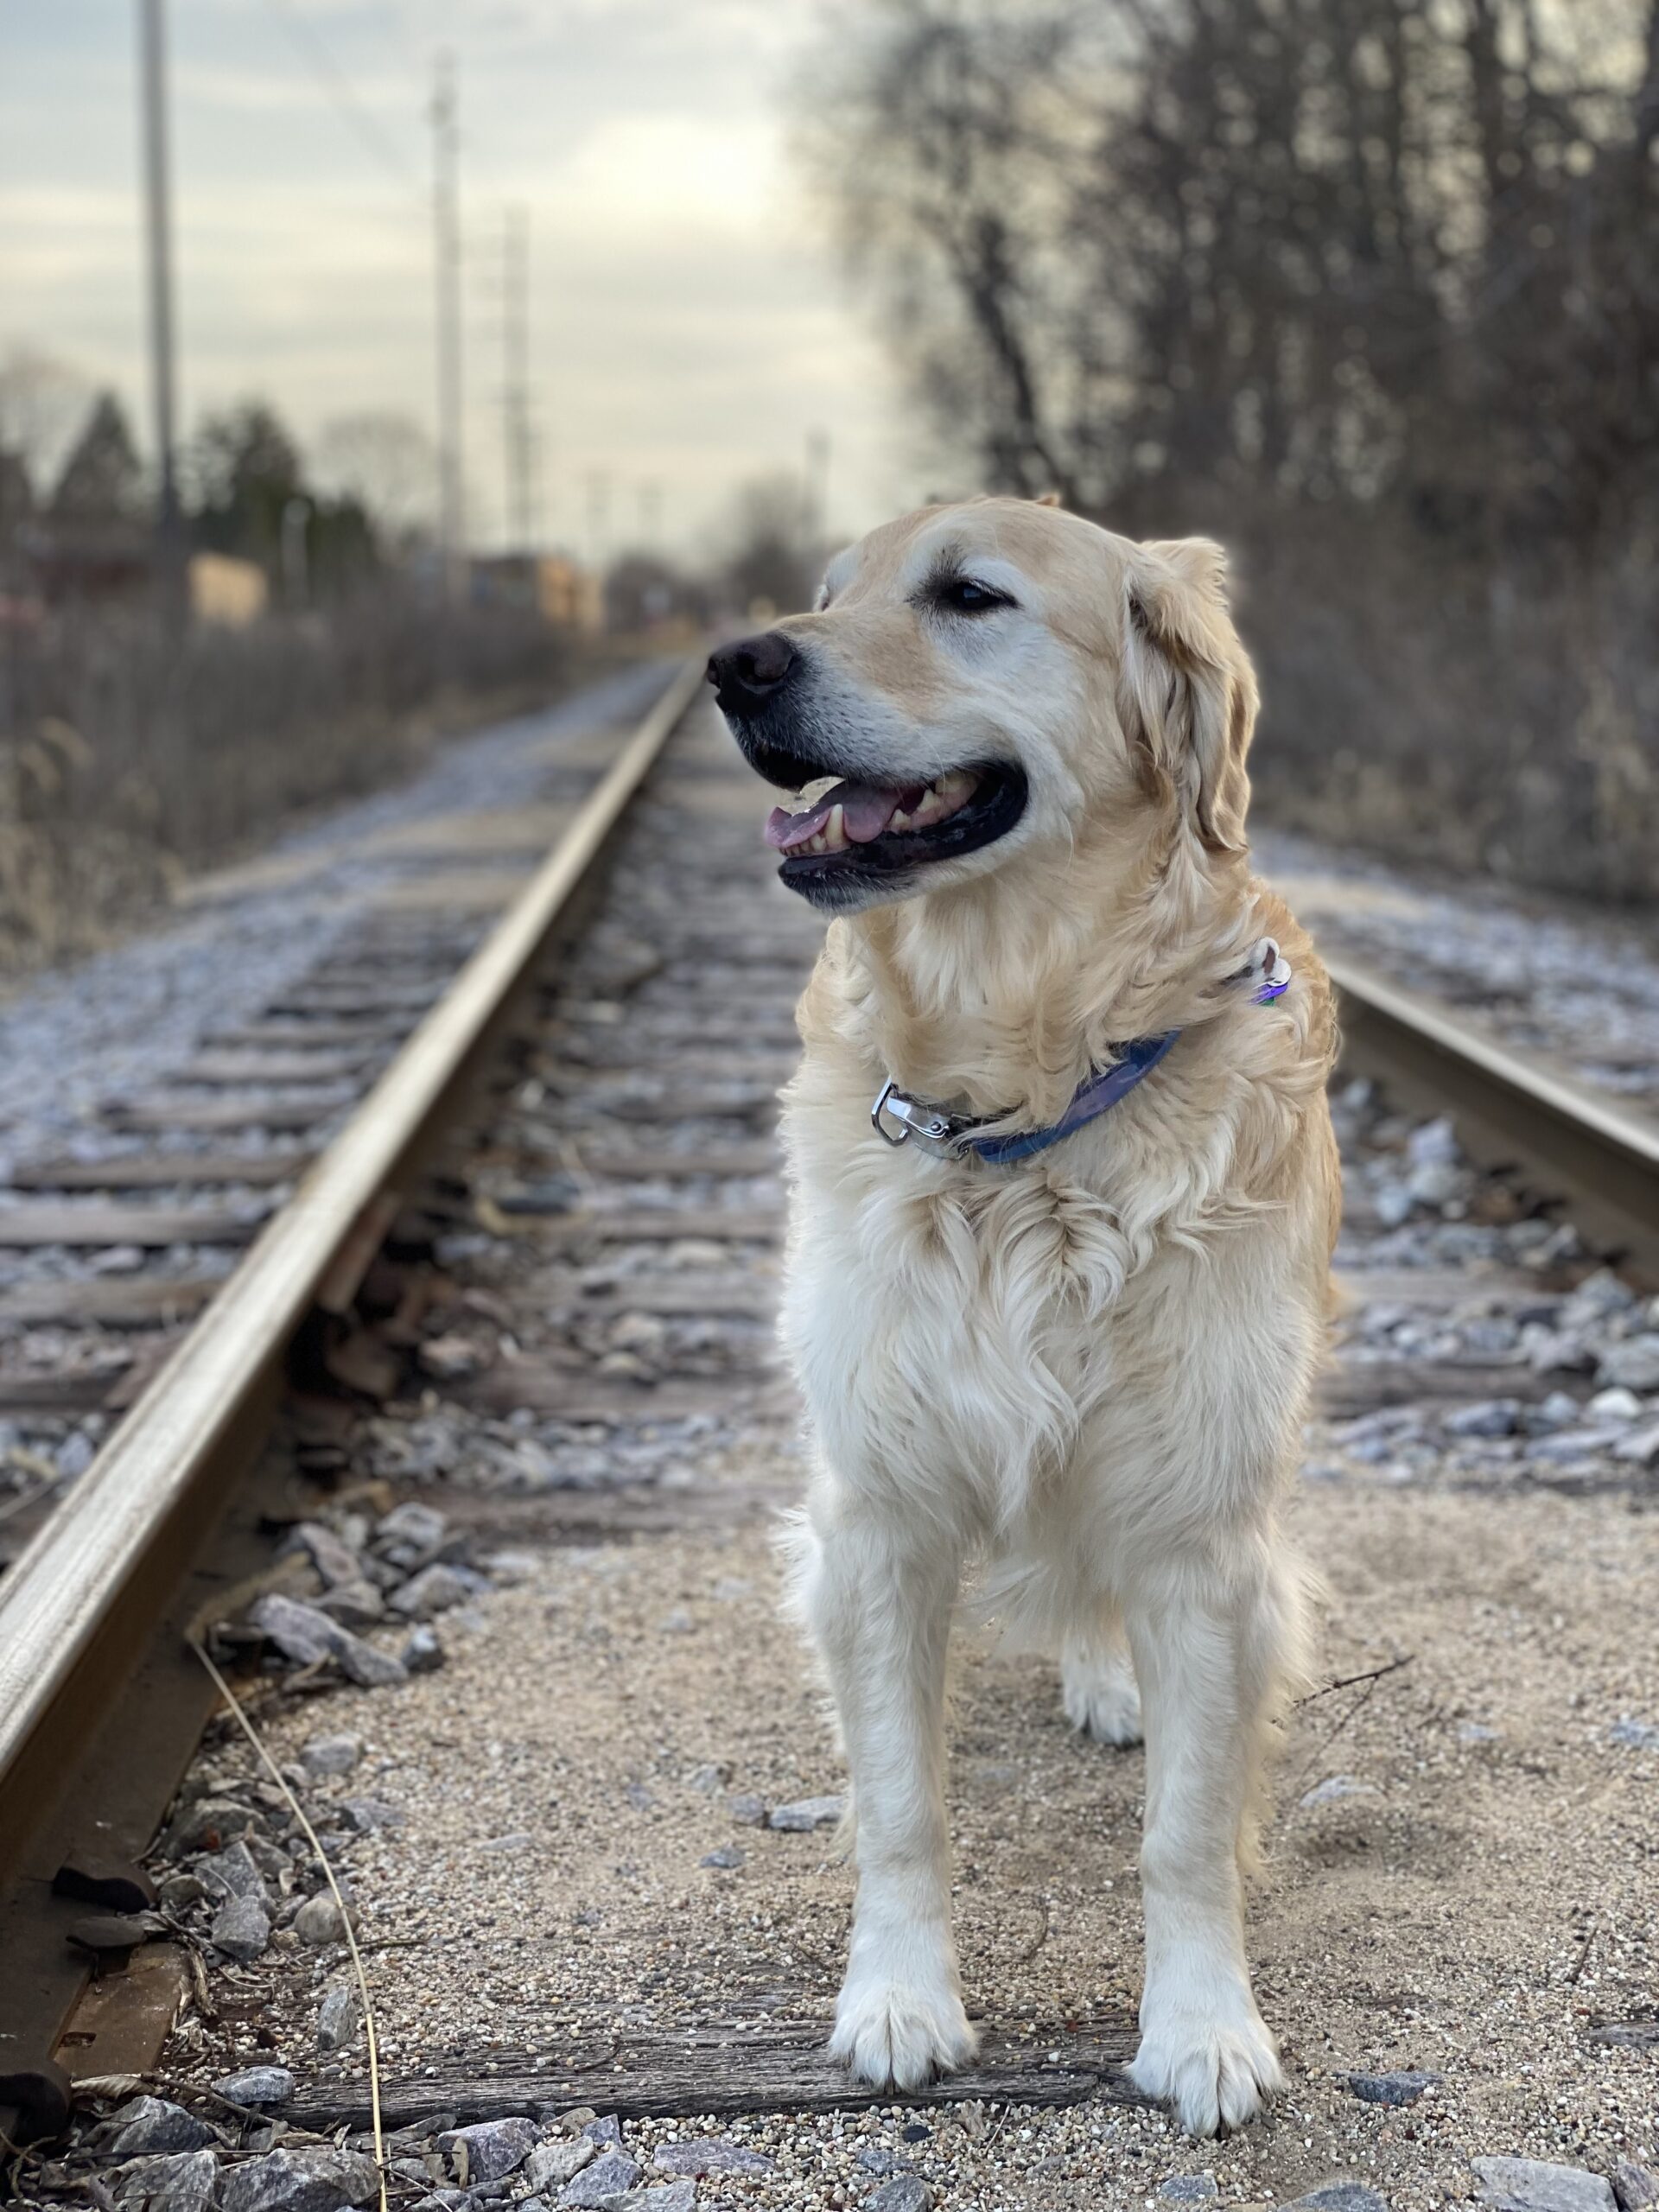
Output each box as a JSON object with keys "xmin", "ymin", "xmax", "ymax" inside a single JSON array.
[{"xmin": 869, "ymin": 938, "xmax": 1291, "ymax": 1167}]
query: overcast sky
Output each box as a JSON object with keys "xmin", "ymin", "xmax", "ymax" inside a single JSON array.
[{"xmin": 0, "ymin": 0, "xmax": 933, "ymax": 556}]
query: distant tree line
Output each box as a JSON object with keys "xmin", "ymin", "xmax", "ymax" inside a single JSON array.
[
  {"xmin": 803, "ymin": 0, "xmax": 1659, "ymax": 896},
  {"xmin": 0, "ymin": 353, "xmax": 437, "ymax": 603}
]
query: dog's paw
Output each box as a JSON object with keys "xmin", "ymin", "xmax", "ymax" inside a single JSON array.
[
  {"xmin": 1130, "ymin": 2001, "xmax": 1282, "ymax": 2136},
  {"xmin": 1060, "ymin": 1649, "xmax": 1143, "ymax": 1747},
  {"xmin": 830, "ymin": 1972, "xmax": 977, "ymax": 2091}
]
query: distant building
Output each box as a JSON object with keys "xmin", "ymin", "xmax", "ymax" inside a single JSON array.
[{"xmin": 190, "ymin": 551, "xmax": 268, "ymax": 626}]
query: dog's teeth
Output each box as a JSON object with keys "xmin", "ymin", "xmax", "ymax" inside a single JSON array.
[
  {"xmin": 888, "ymin": 807, "xmax": 910, "ymax": 830},
  {"xmin": 823, "ymin": 803, "xmax": 848, "ymax": 850}
]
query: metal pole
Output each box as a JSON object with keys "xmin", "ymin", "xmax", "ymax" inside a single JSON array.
[
  {"xmin": 502, "ymin": 205, "xmax": 532, "ymax": 558},
  {"xmin": 430, "ymin": 50, "xmax": 464, "ymax": 606},
  {"xmin": 137, "ymin": 0, "xmax": 183, "ymax": 610}
]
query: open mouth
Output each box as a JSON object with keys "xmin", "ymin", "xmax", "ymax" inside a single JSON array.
[{"xmin": 760, "ymin": 761, "xmax": 1027, "ymax": 896}]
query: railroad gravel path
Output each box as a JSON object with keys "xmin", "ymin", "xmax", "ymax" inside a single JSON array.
[
  {"xmin": 1258, "ymin": 825, "xmax": 1659, "ymax": 1112},
  {"xmin": 28, "ymin": 705, "xmax": 1659, "ymax": 2212}
]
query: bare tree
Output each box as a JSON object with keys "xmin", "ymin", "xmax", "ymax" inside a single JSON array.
[
  {"xmin": 0, "ymin": 344, "xmax": 94, "ymax": 493},
  {"xmin": 312, "ymin": 412, "xmax": 437, "ymax": 550},
  {"xmin": 801, "ymin": 0, "xmax": 1659, "ymax": 896}
]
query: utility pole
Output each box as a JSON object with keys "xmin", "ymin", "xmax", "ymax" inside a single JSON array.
[
  {"xmin": 430, "ymin": 50, "xmax": 465, "ymax": 606},
  {"xmin": 137, "ymin": 0, "xmax": 184, "ymax": 613},
  {"xmin": 500, "ymin": 205, "xmax": 534, "ymax": 558}
]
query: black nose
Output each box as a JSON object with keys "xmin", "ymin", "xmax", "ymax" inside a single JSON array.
[{"xmin": 707, "ymin": 631, "xmax": 798, "ymax": 715}]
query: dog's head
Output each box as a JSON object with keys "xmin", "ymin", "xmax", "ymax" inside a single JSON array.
[{"xmin": 709, "ymin": 496, "xmax": 1258, "ymax": 914}]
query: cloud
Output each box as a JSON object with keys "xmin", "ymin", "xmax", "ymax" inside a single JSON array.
[{"xmin": 0, "ymin": 0, "xmax": 922, "ymax": 550}]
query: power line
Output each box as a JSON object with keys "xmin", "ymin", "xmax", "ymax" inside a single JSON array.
[{"xmin": 260, "ymin": 0, "xmax": 421, "ymax": 197}]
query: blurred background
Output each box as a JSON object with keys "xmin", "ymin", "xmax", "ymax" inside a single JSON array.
[{"xmin": 2, "ymin": 0, "xmax": 1656, "ymax": 969}]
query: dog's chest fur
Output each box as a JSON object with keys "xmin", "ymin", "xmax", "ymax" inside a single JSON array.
[{"xmin": 779, "ymin": 1030, "xmax": 1307, "ymax": 1529}]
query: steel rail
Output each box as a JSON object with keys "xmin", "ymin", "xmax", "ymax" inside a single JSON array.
[
  {"xmin": 1328, "ymin": 949, "xmax": 1659, "ymax": 1272},
  {"xmin": 0, "ymin": 655, "xmax": 705, "ymax": 1880}
]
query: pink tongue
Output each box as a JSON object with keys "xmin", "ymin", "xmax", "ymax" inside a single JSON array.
[{"xmin": 764, "ymin": 779, "xmax": 924, "ymax": 852}]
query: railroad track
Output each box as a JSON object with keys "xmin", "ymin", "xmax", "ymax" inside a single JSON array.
[{"xmin": 2, "ymin": 671, "xmax": 1656, "ymax": 2190}]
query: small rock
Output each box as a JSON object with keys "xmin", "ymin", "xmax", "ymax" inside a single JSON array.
[
  {"xmin": 108, "ymin": 2150, "xmax": 218, "ymax": 2212},
  {"xmin": 727, "ymin": 1793, "xmax": 766, "ymax": 1826},
  {"xmin": 211, "ymin": 2066, "xmax": 294, "ymax": 2108},
  {"xmin": 210, "ymin": 1893, "xmax": 271, "ymax": 1961},
  {"xmin": 1459, "ymin": 1722, "xmax": 1500, "ymax": 1744},
  {"xmin": 524, "ymin": 2140, "xmax": 594, "ymax": 2192},
  {"xmin": 340, "ymin": 1796, "xmax": 404, "ymax": 1832},
  {"xmin": 161, "ymin": 1796, "xmax": 261, "ymax": 1857},
  {"xmin": 611, "ymin": 2185, "xmax": 695, "ymax": 2212},
  {"xmin": 559, "ymin": 2151, "xmax": 641, "ymax": 2206},
  {"xmin": 700, "ymin": 1845, "xmax": 744, "ymax": 1870},
  {"xmin": 1345, "ymin": 2068, "xmax": 1440, "ymax": 2106},
  {"xmin": 248, "ymin": 1593, "xmax": 406, "ymax": 1688},
  {"xmin": 402, "ymin": 1624, "xmax": 446, "ymax": 1674},
  {"xmin": 1587, "ymin": 1386, "xmax": 1642, "ymax": 1423},
  {"xmin": 390, "ymin": 1563, "xmax": 473, "ymax": 1619},
  {"xmin": 300, "ymin": 1733, "xmax": 362, "ymax": 1778},
  {"xmin": 1612, "ymin": 1422, "xmax": 1659, "ymax": 1465},
  {"xmin": 1526, "ymin": 1329, "xmax": 1597, "ymax": 1376},
  {"xmin": 686, "ymin": 1763, "xmax": 728, "ymax": 1794},
  {"xmin": 480, "ymin": 1548, "xmax": 538, "ymax": 1584},
  {"xmin": 1473, "ymin": 2159, "xmax": 1618, "ymax": 2212},
  {"xmin": 283, "ymin": 1521, "xmax": 364, "ymax": 1588},
  {"xmin": 1443, "ymin": 1398, "xmax": 1522, "ymax": 1440},
  {"xmin": 1612, "ymin": 2165, "xmax": 1657, "ymax": 2212},
  {"xmin": 373, "ymin": 1501, "xmax": 448, "ymax": 1568},
  {"xmin": 157, "ymin": 1872, "xmax": 207, "ymax": 1913},
  {"xmin": 582, "ymin": 2117, "xmax": 623, "ymax": 2146},
  {"xmin": 419, "ymin": 1333, "xmax": 483, "ymax": 1380},
  {"xmin": 654, "ymin": 2138, "xmax": 775, "ymax": 2175},
  {"xmin": 1160, "ymin": 2182, "xmax": 1220, "ymax": 2203},
  {"xmin": 1560, "ymin": 1268, "xmax": 1636, "ymax": 1326},
  {"xmin": 858, "ymin": 2149, "xmax": 911, "ymax": 2175},
  {"xmin": 316, "ymin": 1978, "xmax": 362, "ymax": 2052},
  {"xmin": 1598, "ymin": 1336, "xmax": 1659, "ymax": 1392},
  {"xmin": 766, "ymin": 1794, "xmax": 844, "ymax": 1831},
  {"xmin": 1300, "ymin": 1776, "xmax": 1377, "ymax": 1808},
  {"xmin": 1408, "ymin": 1115, "xmax": 1459, "ymax": 1167},
  {"xmin": 865, "ymin": 2180, "xmax": 936, "ymax": 2212},
  {"xmin": 294, "ymin": 1893, "xmax": 349, "ymax": 1944},
  {"xmin": 657, "ymin": 1607, "xmax": 696, "ymax": 1635},
  {"xmin": 219, "ymin": 2145, "xmax": 383, "ymax": 2212},
  {"xmin": 315, "ymin": 1580, "xmax": 385, "ymax": 1629},
  {"xmin": 109, "ymin": 2099, "xmax": 218, "ymax": 2157},
  {"xmin": 1287, "ymin": 2190, "xmax": 1389, "ymax": 2212},
  {"xmin": 200, "ymin": 1840, "xmax": 270, "ymax": 1904},
  {"xmin": 479, "ymin": 1830, "xmax": 534, "ymax": 1853},
  {"xmin": 437, "ymin": 2118, "xmax": 538, "ymax": 2183},
  {"xmin": 1609, "ymin": 1718, "xmax": 1659, "ymax": 1750}
]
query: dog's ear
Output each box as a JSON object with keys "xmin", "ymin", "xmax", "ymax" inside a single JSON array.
[{"xmin": 1116, "ymin": 537, "xmax": 1256, "ymax": 855}]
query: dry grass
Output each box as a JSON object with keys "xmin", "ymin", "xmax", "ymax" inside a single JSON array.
[{"xmin": 0, "ymin": 588, "xmax": 580, "ymax": 972}]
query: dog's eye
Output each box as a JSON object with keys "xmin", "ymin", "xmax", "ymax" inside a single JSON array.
[{"xmin": 934, "ymin": 576, "xmax": 1014, "ymax": 615}]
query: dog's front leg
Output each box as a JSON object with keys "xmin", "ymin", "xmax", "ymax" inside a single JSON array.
[
  {"xmin": 1125, "ymin": 1560, "xmax": 1292, "ymax": 2136},
  {"xmin": 801, "ymin": 1503, "xmax": 976, "ymax": 2090}
]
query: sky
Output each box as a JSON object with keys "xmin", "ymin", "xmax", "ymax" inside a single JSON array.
[{"xmin": 0, "ymin": 0, "xmax": 935, "ymax": 558}]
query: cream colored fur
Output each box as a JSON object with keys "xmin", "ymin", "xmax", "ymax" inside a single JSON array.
[{"xmin": 734, "ymin": 498, "xmax": 1339, "ymax": 2137}]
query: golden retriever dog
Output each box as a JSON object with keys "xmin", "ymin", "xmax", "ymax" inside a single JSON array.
[{"xmin": 707, "ymin": 496, "xmax": 1339, "ymax": 2137}]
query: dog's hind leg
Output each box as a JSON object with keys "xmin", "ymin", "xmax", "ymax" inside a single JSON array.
[
  {"xmin": 1059, "ymin": 1630, "xmax": 1143, "ymax": 1747},
  {"xmin": 1123, "ymin": 1541, "xmax": 1303, "ymax": 2137},
  {"xmin": 796, "ymin": 1495, "xmax": 976, "ymax": 2092}
]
